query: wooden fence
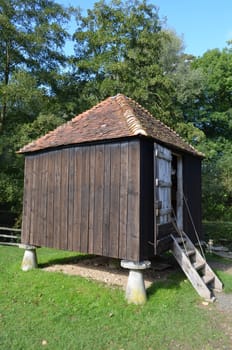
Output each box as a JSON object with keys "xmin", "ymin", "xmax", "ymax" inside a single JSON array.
[{"xmin": 0, "ymin": 227, "xmax": 21, "ymax": 246}]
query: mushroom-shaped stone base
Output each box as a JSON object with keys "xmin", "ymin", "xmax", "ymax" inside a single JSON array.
[
  {"xmin": 121, "ymin": 260, "xmax": 151, "ymax": 305},
  {"xmin": 19, "ymin": 244, "xmax": 38, "ymax": 271}
]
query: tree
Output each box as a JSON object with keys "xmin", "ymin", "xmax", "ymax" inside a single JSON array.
[
  {"xmin": 73, "ymin": 0, "xmax": 175, "ymax": 122},
  {"xmin": 200, "ymin": 139, "xmax": 232, "ymax": 221},
  {"xmin": 186, "ymin": 48, "xmax": 232, "ymax": 220},
  {"xmin": 0, "ymin": 0, "xmax": 71, "ymax": 131},
  {"xmin": 191, "ymin": 48, "xmax": 232, "ymax": 138},
  {"xmin": 159, "ymin": 29, "xmax": 184, "ymax": 74},
  {"xmin": 0, "ymin": 0, "xmax": 73, "ymax": 224}
]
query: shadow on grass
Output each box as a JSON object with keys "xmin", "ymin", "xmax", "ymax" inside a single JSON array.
[
  {"xmin": 39, "ymin": 251, "xmax": 187, "ymax": 299},
  {"xmin": 38, "ymin": 254, "xmax": 94, "ymax": 268},
  {"xmin": 146, "ymin": 271, "xmax": 185, "ymax": 299}
]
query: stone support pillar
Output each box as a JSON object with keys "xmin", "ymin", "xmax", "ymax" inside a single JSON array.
[
  {"xmin": 121, "ymin": 260, "xmax": 151, "ymax": 304},
  {"xmin": 19, "ymin": 244, "xmax": 38, "ymax": 271}
]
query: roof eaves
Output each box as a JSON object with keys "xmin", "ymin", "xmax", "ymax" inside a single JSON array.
[
  {"xmin": 130, "ymin": 99, "xmax": 204, "ymax": 157},
  {"xmin": 155, "ymin": 118, "xmax": 204, "ymax": 157}
]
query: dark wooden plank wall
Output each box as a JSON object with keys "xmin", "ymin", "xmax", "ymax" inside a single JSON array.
[
  {"xmin": 21, "ymin": 140, "xmax": 141, "ymax": 261},
  {"xmin": 183, "ymin": 155, "xmax": 203, "ymax": 242},
  {"xmin": 139, "ymin": 139, "xmax": 154, "ymax": 260}
]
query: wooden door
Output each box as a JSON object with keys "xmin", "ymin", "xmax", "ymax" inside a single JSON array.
[{"xmin": 154, "ymin": 144, "xmax": 172, "ymax": 224}]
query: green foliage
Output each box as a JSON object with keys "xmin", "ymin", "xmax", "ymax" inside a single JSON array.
[
  {"xmin": 175, "ymin": 48, "xmax": 232, "ymax": 221},
  {"xmin": 1, "ymin": 70, "xmax": 46, "ymax": 124},
  {"xmin": 0, "ymin": 0, "xmax": 73, "ymax": 222},
  {"xmin": 0, "ymin": 246, "xmax": 232, "ymax": 349},
  {"xmin": 203, "ymin": 221, "xmax": 232, "ymax": 244},
  {"xmin": 17, "ymin": 113, "xmax": 65, "ymax": 148},
  {"xmin": 199, "ymin": 139, "xmax": 232, "ymax": 221},
  {"xmin": 0, "ymin": 0, "xmax": 231, "ymax": 223},
  {"xmin": 191, "ymin": 49, "xmax": 232, "ymax": 138},
  {"xmin": 0, "ymin": 112, "xmax": 64, "ymax": 218},
  {"xmin": 159, "ymin": 30, "xmax": 184, "ymax": 73},
  {"xmin": 175, "ymin": 121, "xmax": 206, "ymax": 146},
  {"xmin": 73, "ymin": 0, "xmax": 175, "ymax": 121},
  {"xmin": 0, "ymin": 0, "xmax": 71, "ymax": 129}
]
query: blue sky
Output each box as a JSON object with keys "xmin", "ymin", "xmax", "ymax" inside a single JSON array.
[{"xmin": 57, "ymin": 0, "xmax": 232, "ymax": 57}]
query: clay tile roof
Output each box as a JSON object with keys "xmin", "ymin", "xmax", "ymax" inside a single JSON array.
[{"xmin": 18, "ymin": 94, "xmax": 203, "ymax": 157}]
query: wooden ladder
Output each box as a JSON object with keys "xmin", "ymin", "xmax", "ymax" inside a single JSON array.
[{"xmin": 171, "ymin": 232, "xmax": 223, "ymax": 301}]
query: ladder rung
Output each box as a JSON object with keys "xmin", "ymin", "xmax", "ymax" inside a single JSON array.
[
  {"xmin": 171, "ymin": 232, "xmax": 223, "ymax": 301},
  {"xmin": 202, "ymin": 275, "xmax": 215, "ymax": 285},
  {"xmin": 185, "ymin": 249, "xmax": 195, "ymax": 257},
  {"xmin": 175, "ymin": 237, "xmax": 186, "ymax": 244},
  {"xmin": 193, "ymin": 261, "xmax": 205, "ymax": 271}
]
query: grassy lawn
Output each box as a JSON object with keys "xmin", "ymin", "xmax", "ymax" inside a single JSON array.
[{"xmin": 1, "ymin": 246, "xmax": 232, "ymax": 350}]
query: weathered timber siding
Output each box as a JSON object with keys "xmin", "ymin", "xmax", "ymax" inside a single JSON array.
[
  {"xmin": 139, "ymin": 139, "xmax": 154, "ymax": 260},
  {"xmin": 21, "ymin": 139, "xmax": 141, "ymax": 261},
  {"xmin": 183, "ymin": 155, "xmax": 202, "ymax": 242}
]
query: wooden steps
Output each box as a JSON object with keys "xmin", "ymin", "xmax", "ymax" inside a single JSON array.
[{"xmin": 171, "ymin": 232, "xmax": 223, "ymax": 302}]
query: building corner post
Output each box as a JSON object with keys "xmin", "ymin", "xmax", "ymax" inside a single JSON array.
[
  {"xmin": 19, "ymin": 244, "xmax": 38, "ymax": 271},
  {"xmin": 121, "ymin": 260, "xmax": 151, "ymax": 305}
]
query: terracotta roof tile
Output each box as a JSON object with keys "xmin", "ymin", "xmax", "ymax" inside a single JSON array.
[{"xmin": 18, "ymin": 94, "xmax": 203, "ymax": 156}]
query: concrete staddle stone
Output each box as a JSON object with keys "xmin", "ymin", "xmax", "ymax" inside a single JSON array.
[
  {"xmin": 19, "ymin": 244, "xmax": 37, "ymax": 250},
  {"xmin": 19, "ymin": 245, "xmax": 38, "ymax": 271},
  {"xmin": 121, "ymin": 260, "xmax": 151, "ymax": 305}
]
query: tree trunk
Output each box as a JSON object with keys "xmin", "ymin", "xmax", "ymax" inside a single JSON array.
[{"xmin": 0, "ymin": 43, "xmax": 10, "ymax": 133}]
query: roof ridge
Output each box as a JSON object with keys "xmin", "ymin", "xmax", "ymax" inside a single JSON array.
[{"xmin": 114, "ymin": 94, "xmax": 147, "ymax": 136}]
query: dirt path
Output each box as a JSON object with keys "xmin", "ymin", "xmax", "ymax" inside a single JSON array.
[{"xmin": 43, "ymin": 256, "xmax": 175, "ymax": 289}]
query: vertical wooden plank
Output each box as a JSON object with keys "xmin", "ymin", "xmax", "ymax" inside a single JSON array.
[
  {"xmin": 119, "ymin": 142, "xmax": 129, "ymax": 259},
  {"xmin": 67, "ymin": 148, "xmax": 75, "ymax": 250},
  {"xmin": 33, "ymin": 154, "xmax": 40, "ymax": 246},
  {"xmin": 40, "ymin": 153, "xmax": 49, "ymax": 247},
  {"xmin": 30, "ymin": 155, "xmax": 39, "ymax": 246},
  {"xmin": 102, "ymin": 145, "xmax": 111, "ymax": 257},
  {"xmin": 93, "ymin": 144, "xmax": 104, "ymax": 255},
  {"xmin": 139, "ymin": 139, "xmax": 154, "ymax": 260},
  {"xmin": 72, "ymin": 147, "xmax": 82, "ymax": 251},
  {"xmin": 60, "ymin": 149, "xmax": 69, "ymax": 250},
  {"xmin": 154, "ymin": 143, "xmax": 158, "ymax": 254},
  {"xmin": 88, "ymin": 146, "xmax": 96, "ymax": 254},
  {"xmin": 21, "ymin": 156, "xmax": 33, "ymax": 244},
  {"xmin": 109, "ymin": 144, "xmax": 121, "ymax": 258},
  {"xmin": 80, "ymin": 146, "xmax": 90, "ymax": 252},
  {"xmin": 47, "ymin": 151, "xmax": 55, "ymax": 248},
  {"xmin": 31, "ymin": 154, "xmax": 40, "ymax": 246},
  {"xmin": 53, "ymin": 150, "xmax": 62, "ymax": 249},
  {"xmin": 36, "ymin": 154, "xmax": 44, "ymax": 247},
  {"xmin": 46, "ymin": 154, "xmax": 52, "ymax": 248},
  {"xmin": 126, "ymin": 140, "xmax": 140, "ymax": 261},
  {"xmin": 176, "ymin": 156, "xmax": 183, "ymax": 230}
]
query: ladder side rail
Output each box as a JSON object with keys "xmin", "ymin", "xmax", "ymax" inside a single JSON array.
[
  {"xmin": 181, "ymin": 232, "xmax": 223, "ymax": 292},
  {"xmin": 171, "ymin": 235, "xmax": 213, "ymax": 300}
]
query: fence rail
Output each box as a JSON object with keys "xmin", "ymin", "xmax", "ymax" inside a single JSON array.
[{"xmin": 0, "ymin": 227, "xmax": 21, "ymax": 246}]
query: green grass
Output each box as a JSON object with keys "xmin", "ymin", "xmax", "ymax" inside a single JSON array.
[{"xmin": 0, "ymin": 246, "xmax": 232, "ymax": 350}]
